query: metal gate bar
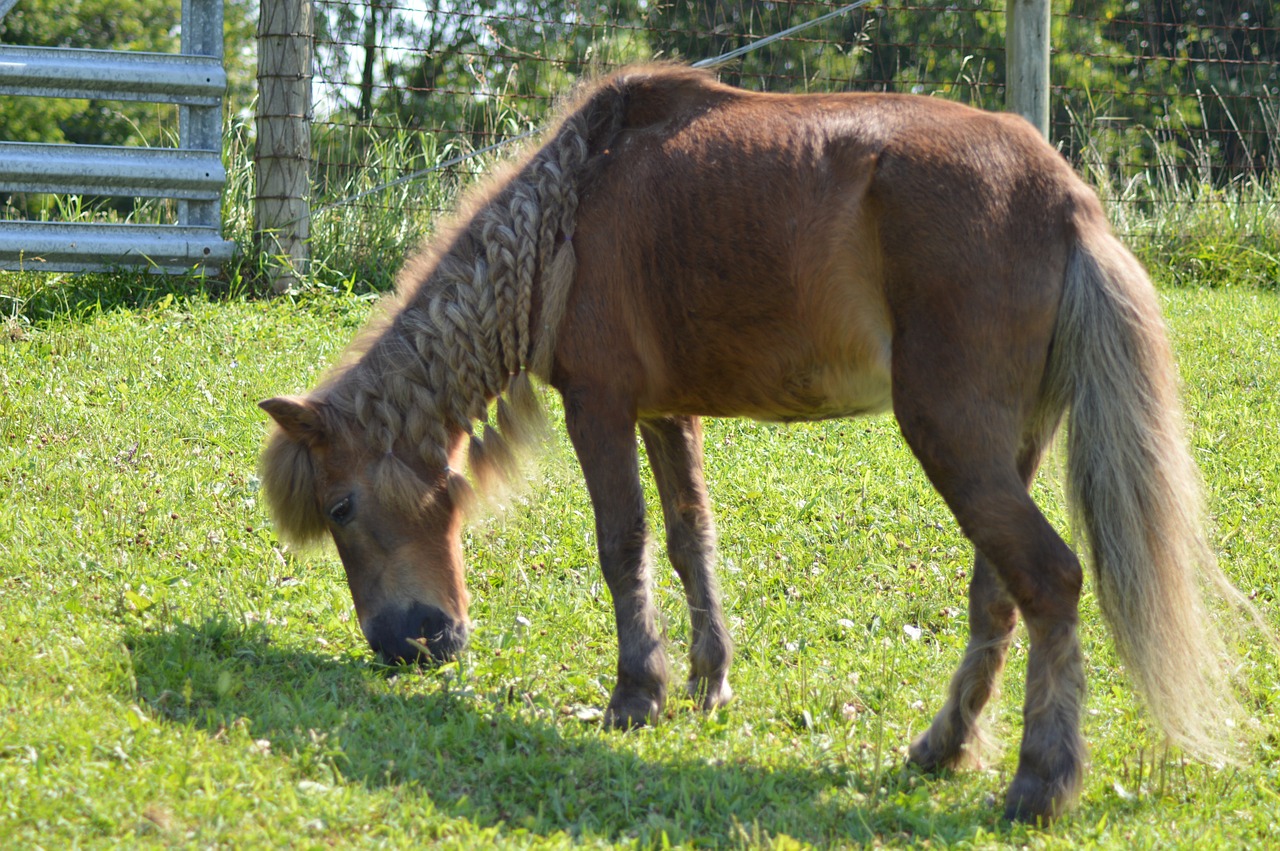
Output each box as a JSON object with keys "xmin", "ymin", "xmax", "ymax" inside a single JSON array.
[{"xmin": 0, "ymin": 0, "xmax": 233, "ymax": 274}]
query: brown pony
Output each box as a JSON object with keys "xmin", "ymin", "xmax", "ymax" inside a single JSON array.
[{"xmin": 259, "ymin": 64, "xmax": 1254, "ymax": 823}]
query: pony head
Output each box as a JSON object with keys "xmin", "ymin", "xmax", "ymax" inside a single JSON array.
[{"xmin": 258, "ymin": 394, "xmax": 474, "ymax": 665}]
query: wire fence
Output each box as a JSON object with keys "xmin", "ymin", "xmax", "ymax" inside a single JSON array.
[
  {"xmin": 307, "ymin": 0, "xmax": 1277, "ymax": 281},
  {"xmin": 3, "ymin": 2, "xmax": 1274, "ymax": 285},
  {"xmin": 1, "ymin": 1, "xmax": 1275, "ymax": 286}
]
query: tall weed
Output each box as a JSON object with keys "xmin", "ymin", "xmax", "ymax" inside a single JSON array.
[{"xmin": 1066, "ymin": 96, "xmax": 1279, "ymax": 289}]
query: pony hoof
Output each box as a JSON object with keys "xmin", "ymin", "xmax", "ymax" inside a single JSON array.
[
  {"xmin": 604, "ymin": 692, "xmax": 663, "ymax": 729},
  {"xmin": 907, "ymin": 733, "xmax": 949, "ymax": 774},
  {"xmin": 907, "ymin": 729, "xmax": 968, "ymax": 773},
  {"xmin": 1003, "ymin": 771, "xmax": 1079, "ymax": 825},
  {"xmin": 687, "ymin": 676, "xmax": 733, "ymax": 711}
]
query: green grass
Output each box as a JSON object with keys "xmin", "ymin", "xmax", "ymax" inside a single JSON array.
[
  {"xmin": 1109, "ymin": 180, "xmax": 1280, "ymax": 292},
  {"xmin": 2, "ymin": 279, "xmax": 1279, "ymax": 847}
]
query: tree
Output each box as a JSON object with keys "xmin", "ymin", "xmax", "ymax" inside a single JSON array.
[{"xmin": 314, "ymin": 0, "xmax": 652, "ymax": 141}]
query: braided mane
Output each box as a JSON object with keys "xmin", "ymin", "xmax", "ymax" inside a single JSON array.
[
  {"xmin": 261, "ymin": 65, "xmax": 715, "ymax": 542},
  {"xmin": 317, "ymin": 72, "xmax": 639, "ymax": 478}
]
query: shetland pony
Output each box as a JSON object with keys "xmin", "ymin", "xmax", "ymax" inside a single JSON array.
[{"xmin": 259, "ymin": 64, "xmax": 1254, "ymax": 822}]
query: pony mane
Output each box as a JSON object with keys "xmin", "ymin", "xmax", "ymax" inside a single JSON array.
[
  {"xmin": 261, "ymin": 64, "xmax": 725, "ymax": 539},
  {"xmin": 296, "ymin": 68, "xmax": 687, "ymax": 499}
]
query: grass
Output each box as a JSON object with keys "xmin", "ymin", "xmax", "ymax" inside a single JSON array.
[
  {"xmin": 1066, "ymin": 101, "xmax": 1280, "ymax": 292},
  {"xmin": 1102, "ymin": 177, "xmax": 1280, "ymax": 292},
  {"xmin": 2, "ymin": 274, "xmax": 1279, "ymax": 846}
]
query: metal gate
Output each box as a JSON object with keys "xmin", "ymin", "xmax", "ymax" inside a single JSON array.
[{"xmin": 0, "ymin": 0, "xmax": 234, "ymax": 273}]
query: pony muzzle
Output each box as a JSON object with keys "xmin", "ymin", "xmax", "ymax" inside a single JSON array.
[{"xmin": 363, "ymin": 602, "xmax": 470, "ymax": 665}]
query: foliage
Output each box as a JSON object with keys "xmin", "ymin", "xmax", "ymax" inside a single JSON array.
[
  {"xmin": 645, "ymin": 0, "xmax": 873, "ymax": 92},
  {"xmin": 315, "ymin": 0, "xmax": 652, "ymax": 144},
  {"xmin": 0, "ymin": 0, "xmax": 182, "ymax": 147},
  {"xmin": 1, "ymin": 278, "xmax": 1278, "ymax": 846},
  {"xmin": 1056, "ymin": 1, "xmax": 1279, "ymax": 179}
]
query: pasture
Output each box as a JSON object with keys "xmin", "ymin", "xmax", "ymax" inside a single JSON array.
[{"xmin": 1, "ymin": 278, "xmax": 1278, "ymax": 847}]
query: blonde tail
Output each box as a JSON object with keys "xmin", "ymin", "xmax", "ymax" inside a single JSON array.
[{"xmin": 1046, "ymin": 217, "xmax": 1252, "ymax": 763}]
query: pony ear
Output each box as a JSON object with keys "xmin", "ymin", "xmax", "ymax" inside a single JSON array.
[{"xmin": 259, "ymin": 396, "xmax": 328, "ymax": 447}]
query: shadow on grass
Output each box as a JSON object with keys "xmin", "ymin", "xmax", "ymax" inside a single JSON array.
[{"xmin": 125, "ymin": 616, "xmax": 1009, "ymax": 846}]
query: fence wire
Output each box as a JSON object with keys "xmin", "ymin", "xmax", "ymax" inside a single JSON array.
[{"xmin": 308, "ymin": 1, "xmax": 1278, "ymax": 282}]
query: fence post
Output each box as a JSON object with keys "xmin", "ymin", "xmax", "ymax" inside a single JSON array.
[
  {"xmin": 256, "ymin": 0, "xmax": 312, "ymax": 293},
  {"xmin": 1006, "ymin": 0, "xmax": 1051, "ymax": 138}
]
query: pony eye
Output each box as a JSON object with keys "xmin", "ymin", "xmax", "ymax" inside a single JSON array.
[{"xmin": 327, "ymin": 496, "xmax": 354, "ymax": 526}]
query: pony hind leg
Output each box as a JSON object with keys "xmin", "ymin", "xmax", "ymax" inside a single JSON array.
[
  {"xmin": 895, "ymin": 360, "xmax": 1083, "ymax": 822},
  {"xmin": 564, "ymin": 388, "xmax": 669, "ymax": 728},
  {"xmin": 640, "ymin": 416, "xmax": 734, "ymax": 710},
  {"xmin": 909, "ymin": 551, "xmax": 1018, "ymax": 771},
  {"xmin": 909, "ymin": 426, "xmax": 1057, "ymax": 772}
]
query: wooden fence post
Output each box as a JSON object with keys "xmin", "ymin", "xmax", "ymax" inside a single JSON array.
[
  {"xmin": 1006, "ymin": 0, "xmax": 1051, "ymax": 139},
  {"xmin": 256, "ymin": 0, "xmax": 312, "ymax": 293}
]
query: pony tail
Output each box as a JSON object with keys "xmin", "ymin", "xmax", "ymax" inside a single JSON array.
[{"xmin": 1049, "ymin": 216, "xmax": 1263, "ymax": 763}]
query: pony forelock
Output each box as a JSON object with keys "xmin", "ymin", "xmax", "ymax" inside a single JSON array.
[{"xmin": 259, "ymin": 427, "xmax": 327, "ymax": 547}]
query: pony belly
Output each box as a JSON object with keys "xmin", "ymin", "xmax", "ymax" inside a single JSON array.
[{"xmin": 771, "ymin": 361, "xmax": 893, "ymax": 422}]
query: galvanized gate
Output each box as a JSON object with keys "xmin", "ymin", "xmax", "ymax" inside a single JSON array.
[{"xmin": 0, "ymin": 0, "xmax": 234, "ymax": 273}]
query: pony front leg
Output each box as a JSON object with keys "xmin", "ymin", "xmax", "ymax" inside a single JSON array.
[{"xmin": 564, "ymin": 391, "xmax": 669, "ymax": 728}]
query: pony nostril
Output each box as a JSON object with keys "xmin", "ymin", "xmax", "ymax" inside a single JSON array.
[
  {"xmin": 415, "ymin": 606, "xmax": 470, "ymax": 661},
  {"xmin": 366, "ymin": 603, "xmax": 469, "ymax": 665}
]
